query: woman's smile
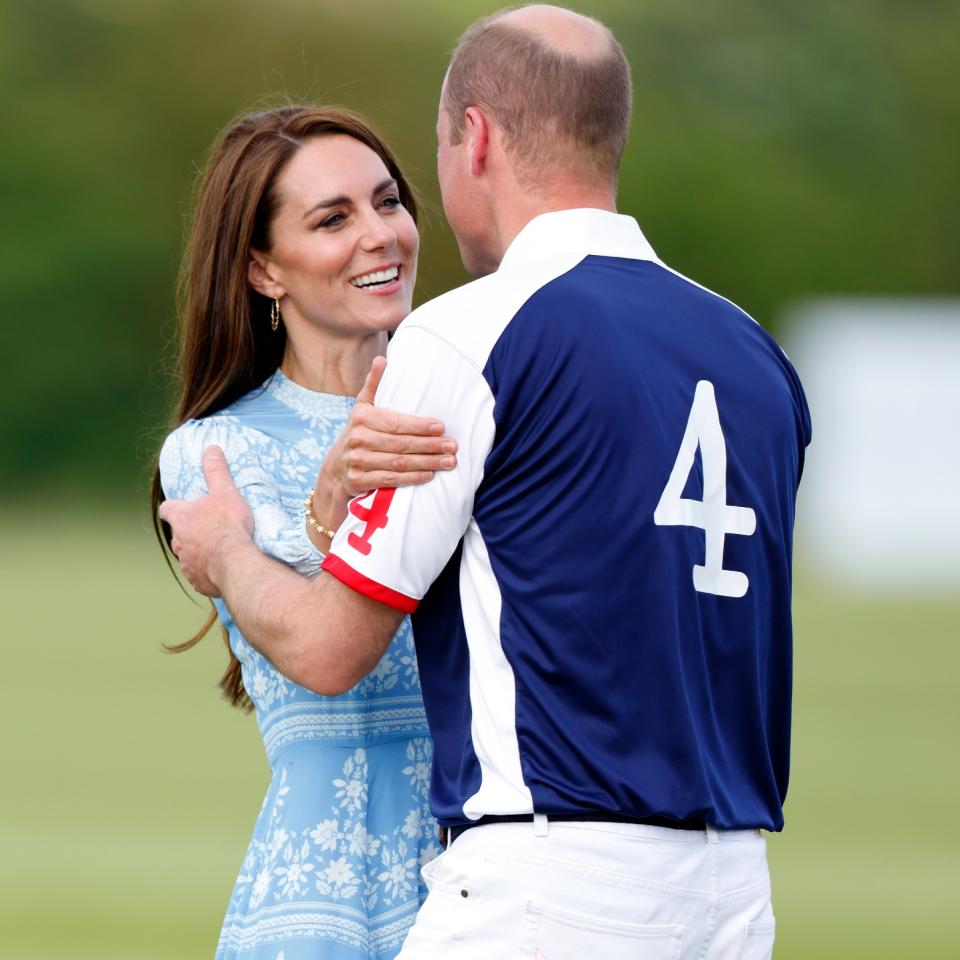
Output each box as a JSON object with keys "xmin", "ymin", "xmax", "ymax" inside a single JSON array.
[{"xmin": 348, "ymin": 262, "xmax": 404, "ymax": 295}]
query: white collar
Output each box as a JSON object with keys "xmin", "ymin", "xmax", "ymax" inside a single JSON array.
[{"xmin": 498, "ymin": 208, "xmax": 659, "ymax": 271}]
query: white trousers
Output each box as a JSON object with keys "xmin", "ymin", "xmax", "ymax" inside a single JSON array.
[{"xmin": 397, "ymin": 817, "xmax": 775, "ymax": 960}]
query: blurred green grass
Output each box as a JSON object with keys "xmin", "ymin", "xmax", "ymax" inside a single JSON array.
[{"xmin": 2, "ymin": 507, "xmax": 958, "ymax": 958}]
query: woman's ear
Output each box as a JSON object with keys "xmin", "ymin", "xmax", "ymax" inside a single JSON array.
[{"xmin": 248, "ymin": 250, "xmax": 283, "ymax": 299}]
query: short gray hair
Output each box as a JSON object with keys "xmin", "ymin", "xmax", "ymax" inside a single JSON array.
[{"xmin": 443, "ymin": 9, "xmax": 632, "ymax": 185}]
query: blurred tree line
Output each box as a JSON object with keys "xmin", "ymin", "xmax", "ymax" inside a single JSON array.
[{"xmin": 1, "ymin": 0, "xmax": 956, "ymax": 500}]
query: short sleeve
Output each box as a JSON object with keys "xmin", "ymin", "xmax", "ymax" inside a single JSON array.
[
  {"xmin": 322, "ymin": 326, "xmax": 496, "ymax": 611},
  {"xmin": 159, "ymin": 415, "xmax": 325, "ymax": 575}
]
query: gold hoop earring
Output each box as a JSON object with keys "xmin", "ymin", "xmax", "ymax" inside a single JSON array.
[{"xmin": 270, "ymin": 296, "xmax": 281, "ymax": 332}]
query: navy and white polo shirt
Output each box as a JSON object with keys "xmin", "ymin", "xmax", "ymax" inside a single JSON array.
[{"xmin": 323, "ymin": 208, "xmax": 811, "ymax": 832}]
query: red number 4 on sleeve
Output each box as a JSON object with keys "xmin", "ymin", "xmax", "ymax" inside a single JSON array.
[{"xmin": 347, "ymin": 488, "xmax": 397, "ymax": 556}]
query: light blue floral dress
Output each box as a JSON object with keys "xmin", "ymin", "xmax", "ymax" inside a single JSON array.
[{"xmin": 159, "ymin": 370, "xmax": 439, "ymax": 960}]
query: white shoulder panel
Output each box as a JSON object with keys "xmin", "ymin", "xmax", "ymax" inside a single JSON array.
[{"xmin": 396, "ymin": 251, "xmax": 591, "ymax": 372}]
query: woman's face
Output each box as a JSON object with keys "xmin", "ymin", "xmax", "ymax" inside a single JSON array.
[{"xmin": 258, "ymin": 134, "xmax": 419, "ymax": 338}]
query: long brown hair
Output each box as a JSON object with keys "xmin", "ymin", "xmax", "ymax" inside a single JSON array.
[{"xmin": 151, "ymin": 105, "xmax": 419, "ymax": 709}]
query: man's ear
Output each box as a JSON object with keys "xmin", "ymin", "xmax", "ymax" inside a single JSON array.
[
  {"xmin": 248, "ymin": 249, "xmax": 283, "ymax": 299},
  {"xmin": 464, "ymin": 106, "xmax": 489, "ymax": 177}
]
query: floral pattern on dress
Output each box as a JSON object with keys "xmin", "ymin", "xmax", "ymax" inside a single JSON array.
[{"xmin": 228, "ymin": 747, "xmax": 439, "ymax": 921}]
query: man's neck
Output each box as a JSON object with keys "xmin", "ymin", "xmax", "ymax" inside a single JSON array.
[{"xmin": 489, "ymin": 184, "xmax": 618, "ymax": 269}]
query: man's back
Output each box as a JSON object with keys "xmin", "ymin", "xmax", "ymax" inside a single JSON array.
[
  {"xmin": 325, "ymin": 209, "xmax": 811, "ymax": 832},
  {"xmin": 468, "ymin": 252, "xmax": 809, "ymax": 831}
]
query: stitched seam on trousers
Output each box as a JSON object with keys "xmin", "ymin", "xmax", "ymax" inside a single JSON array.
[{"xmin": 496, "ymin": 852, "xmax": 715, "ymax": 903}]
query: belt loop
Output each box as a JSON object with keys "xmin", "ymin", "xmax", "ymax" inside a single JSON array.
[
  {"xmin": 705, "ymin": 824, "xmax": 720, "ymax": 844},
  {"xmin": 533, "ymin": 813, "xmax": 549, "ymax": 838}
]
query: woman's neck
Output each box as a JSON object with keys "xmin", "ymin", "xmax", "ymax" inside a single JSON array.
[{"xmin": 280, "ymin": 329, "xmax": 388, "ymax": 397}]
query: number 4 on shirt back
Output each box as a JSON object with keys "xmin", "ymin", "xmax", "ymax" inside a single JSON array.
[{"xmin": 654, "ymin": 380, "xmax": 757, "ymax": 598}]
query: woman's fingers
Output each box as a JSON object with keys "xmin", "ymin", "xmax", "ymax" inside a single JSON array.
[
  {"xmin": 336, "ymin": 386, "xmax": 457, "ymax": 493},
  {"xmin": 346, "ymin": 450, "xmax": 456, "ymax": 485},
  {"xmin": 347, "ymin": 425, "xmax": 457, "ymax": 456},
  {"xmin": 354, "ymin": 402, "xmax": 446, "ymax": 438}
]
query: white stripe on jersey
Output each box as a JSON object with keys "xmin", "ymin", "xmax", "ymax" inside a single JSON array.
[{"xmin": 459, "ymin": 520, "xmax": 534, "ymax": 819}]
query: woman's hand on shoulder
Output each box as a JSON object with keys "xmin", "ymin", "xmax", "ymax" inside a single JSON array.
[
  {"xmin": 308, "ymin": 357, "xmax": 458, "ymax": 547},
  {"xmin": 339, "ymin": 356, "xmax": 459, "ymax": 495}
]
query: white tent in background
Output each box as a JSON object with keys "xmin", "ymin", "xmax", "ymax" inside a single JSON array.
[{"xmin": 786, "ymin": 298, "xmax": 960, "ymax": 593}]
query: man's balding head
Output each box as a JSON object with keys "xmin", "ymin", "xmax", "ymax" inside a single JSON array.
[
  {"xmin": 442, "ymin": 4, "xmax": 631, "ymax": 187},
  {"xmin": 498, "ymin": 4, "xmax": 611, "ymax": 57}
]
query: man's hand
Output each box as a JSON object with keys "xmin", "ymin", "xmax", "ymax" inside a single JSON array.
[
  {"xmin": 309, "ymin": 357, "xmax": 458, "ymax": 545},
  {"xmin": 162, "ymin": 440, "xmax": 405, "ymax": 697},
  {"xmin": 158, "ymin": 446, "xmax": 254, "ymax": 596}
]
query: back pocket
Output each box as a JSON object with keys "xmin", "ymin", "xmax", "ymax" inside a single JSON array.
[
  {"xmin": 525, "ymin": 901, "xmax": 683, "ymax": 960},
  {"xmin": 744, "ymin": 919, "xmax": 776, "ymax": 960}
]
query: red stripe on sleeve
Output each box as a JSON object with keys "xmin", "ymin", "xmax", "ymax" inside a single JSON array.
[{"xmin": 321, "ymin": 553, "xmax": 420, "ymax": 614}]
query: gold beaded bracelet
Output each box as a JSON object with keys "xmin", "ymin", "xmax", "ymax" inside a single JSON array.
[{"xmin": 304, "ymin": 491, "xmax": 338, "ymax": 540}]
